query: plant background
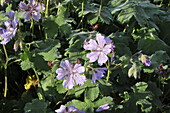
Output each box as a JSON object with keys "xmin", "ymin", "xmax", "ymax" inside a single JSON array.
[{"xmin": 0, "ymin": 0, "xmax": 170, "ymax": 113}]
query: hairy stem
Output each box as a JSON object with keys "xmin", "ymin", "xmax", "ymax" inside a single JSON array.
[{"xmin": 3, "ymin": 45, "xmax": 8, "ymax": 97}]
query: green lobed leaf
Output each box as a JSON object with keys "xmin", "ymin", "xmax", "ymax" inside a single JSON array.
[
  {"xmin": 84, "ymin": 85, "xmax": 99, "ymax": 101},
  {"xmin": 24, "ymin": 99, "xmax": 47, "ymax": 113}
]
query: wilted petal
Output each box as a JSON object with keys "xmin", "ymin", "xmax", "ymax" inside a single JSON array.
[
  {"xmin": 32, "ymin": 11, "xmax": 41, "ymax": 21},
  {"xmin": 63, "ymin": 76, "xmax": 74, "ymax": 89},
  {"xmin": 83, "ymin": 39, "xmax": 98, "ymax": 50},
  {"xmin": 35, "ymin": 3, "xmax": 45, "ymax": 12},
  {"xmin": 55, "ymin": 105, "xmax": 66, "ymax": 113},
  {"xmin": 96, "ymin": 34, "xmax": 106, "ymax": 47},
  {"xmin": 73, "ymin": 64, "xmax": 85, "ymax": 73},
  {"xmin": 24, "ymin": 12, "xmax": 31, "ymax": 21},
  {"xmin": 86, "ymin": 52, "xmax": 99, "ymax": 62},
  {"xmin": 19, "ymin": 2, "xmax": 29, "ymax": 11},
  {"xmin": 74, "ymin": 74, "xmax": 86, "ymax": 86},
  {"xmin": 92, "ymin": 68, "xmax": 107, "ymax": 83},
  {"xmin": 96, "ymin": 104, "xmax": 109, "ymax": 112},
  {"xmin": 98, "ymin": 53, "xmax": 108, "ymax": 66}
]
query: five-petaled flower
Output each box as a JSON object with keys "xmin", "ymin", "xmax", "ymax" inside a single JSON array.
[
  {"xmin": 84, "ymin": 33, "xmax": 115, "ymax": 66},
  {"xmin": 56, "ymin": 60, "xmax": 86, "ymax": 89},
  {"xmin": 55, "ymin": 105, "xmax": 85, "ymax": 113},
  {"xmin": 19, "ymin": 0, "xmax": 45, "ymax": 21},
  {"xmin": 96, "ymin": 104, "xmax": 110, "ymax": 112},
  {"xmin": 92, "ymin": 67, "xmax": 107, "ymax": 83},
  {"xmin": 0, "ymin": 11, "xmax": 18, "ymax": 45}
]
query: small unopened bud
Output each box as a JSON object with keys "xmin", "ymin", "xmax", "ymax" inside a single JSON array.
[
  {"xmin": 13, "ymin": 40, "xmax": 19, "ymax": 51},
  {"xmin": 19, "ymin": 40, "xmax": 23, "ymax": 50},
  {"xmin": 139, "ymin": 54, "xmax": 152, "ymax": 66}
]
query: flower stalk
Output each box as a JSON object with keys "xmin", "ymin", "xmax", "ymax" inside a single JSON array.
[{"xmin": 3, "ymin": 45, "xmax": 8, "ymax": 97}]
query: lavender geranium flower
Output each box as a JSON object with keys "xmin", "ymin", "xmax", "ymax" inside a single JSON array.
[
  {"xmin": 96, "ymin": 104, "xmax": 110, "ymax": 112},
  {"xmin": 56, "ymin": 60, "xmax": 86, "ymax": 89},
  {"xmin": 19, "ymin": 0, "xmax": 45, "ymax": 21},
  {"xmin": 0, "ymin": 11, "xmax": 18, "ymax": 45},
  {"xmin": 92, "ymin": 67, "xmax": 107, "ymax": 83},
  {"xmin": 55, "ymin": 105, "xmax": 85, "ymax": 113},
  {"xmin": 84, "ymin": 34, "xmax": 115, "ymax": 66},
  {"xmin": 140, "ymin": 54, "xmax": 152, "ymax": 66}
]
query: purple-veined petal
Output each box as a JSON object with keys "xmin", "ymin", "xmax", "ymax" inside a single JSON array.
[
  {"xmin": 73, "ymin": 64, "xmax": 85, "ymax": 73},
  {"xmin": 60, "ymin": 60, "xmax": 72, "ymax": 71},
  {"xmin": 11, "ymin": 28, "xmax": 17, "ymax": 37},
  {"xmin": 35, "ymin": 3, "xmax": 45, "ymax": 12},
  {"xmin": 86, "ymin": 52, "xmax": 99, "ymax": 63},
  {"xmin": 32, "ymin": 11, "xmax": 41, "ymax": 21},
  {"xmin": 55, "ymin": 105, "xmax": 66, "ymax": 113},
  {"xmin": 74, "ymin": 74, "xmax": 86, "ymax": 86},
  {"xmin": 96, "ymin": 34, "xmax": 106, "ymax": 47},
  {"xmin": 11, "ymin": 17, "xmax": 19, "ymax": 28},
  {"xmin": 103, "ymin": 44, "xmax": 112, "ymax": 55},
  {"xmin": 24, "ymin": 12, "xmax": 31, "ymax": 21},
  {"xmin": 0, "ymin": 32, "xmax": 11, "ymax": 45},
  {"xmin": 98, "ymin": 53, "xmax": 108, "ymax": 66},
  {"xmin": 83, "ymin": 39, "xmax": 98, "ymax": 50},
  {"xmin": 19, "ymin": 2, "xmax": 29, "ymax": 11},
  {"xmin": 56, "ymin": 68, "xmax": 68, "ymax": 80},
  {"xmin": 28, "ymin": 0, "xmax": 36, "ymax": 6},
  {"xmin": 105, "ymin": 37, "xmax": 112, "ymax": 44},
  {"xmin": 63, "ymin": 76, "xmax": 74, "ymax": 89},
  {"xmin": 0, "ymin": 27, "xmax": 6, "ymax": 34},
  {"xmin": 96, "ymin": 104, "xmax": 109, "ymax": 112},
  {"xmin": 68, "ymin": 105, "xmax": 79, "ymax": 112},
  {"xmin": 145, "ymin": 60, "xmax": 152, "ymax": 66},
  {"xmin": 4, "ymin": 20, "xmax": 11, "ymax": 28},
  {"xmin": 6, "ymin": 11, "xmax": 15, "ymax": 19}
]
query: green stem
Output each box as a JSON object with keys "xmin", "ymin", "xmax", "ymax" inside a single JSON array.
[
  {"xmin": 45, "ymin": 0, "xmax": 50, "ymax": 17},
  {"xmin": 3, "ymin": 45, "xmax": 8, "ymax": 97},
  {"xmin": 106, "ymin": 60, "xmax": 111, "ymax": 81},
  {"xmin": 30, "ymin": 19, "xmax": 34, "ymax": 38},
  {"xmin": 77, "ymin": 1, "xmax": 84, "ymax": 30},
  {"xmin": 33, "ymin": 68, "xmax": 46, "ymax": 100},
  {"xmin": 98, "ymin": 0, "xmax": 102, "ymax": 16}
]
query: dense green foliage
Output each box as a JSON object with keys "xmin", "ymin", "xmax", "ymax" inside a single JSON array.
[{"xmin": 0, "ymin": 0, "xmax": 170, "ymax": 113}]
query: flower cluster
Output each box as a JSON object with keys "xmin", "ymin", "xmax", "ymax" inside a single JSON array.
[
  {"xmin": 56, "ymin": 60, "xmax": 86, "ymax": 89},
  {"xmin": 19, "ymin": 0, "xmax": 45, "ymax": 21},
  {"xmin": 83, "ymin": 33, "xmax": 115, "ymax": 66},
  {"xmin": 55, "ymin": 105, "xmax": 85, "ymax": 113},
  {"xmin": 0, "ymin": 11, "xmax": 18, "ymax": 45},
  {"xmin": 56, "ymin": 34, "xmax": 115, "ymax": 89}
]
